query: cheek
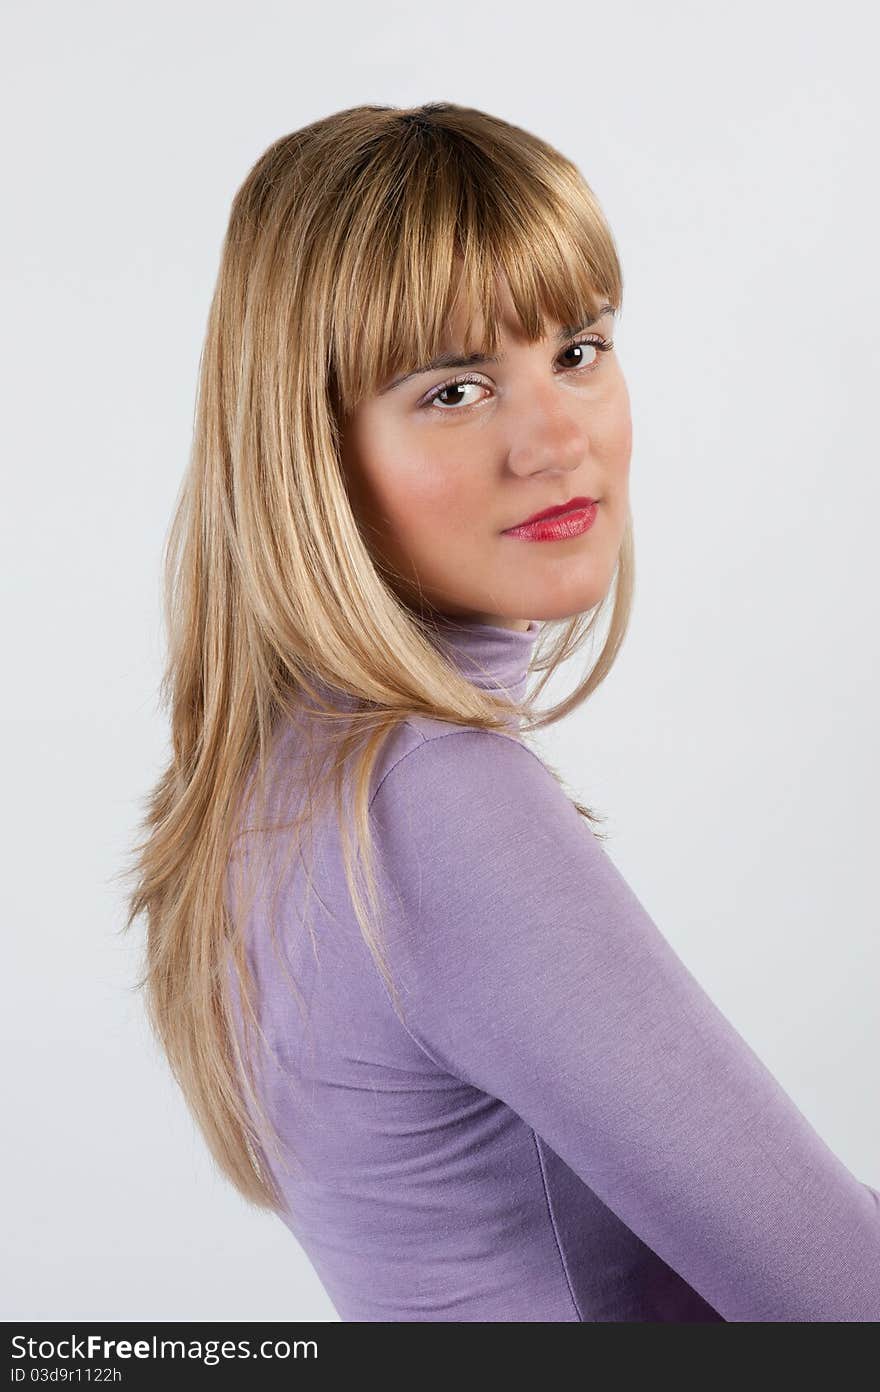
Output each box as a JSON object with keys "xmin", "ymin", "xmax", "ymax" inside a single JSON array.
[
  {"xmin": 371, "ymin": 444, "xmax": 488, "ymax": 537},
  {"xmin": 599, "ymin": 378, "xmax": 633, "ymax": 477},
  {"xmin": 616, "ymin": 416, "xmax": 633, "ymax": 478}
]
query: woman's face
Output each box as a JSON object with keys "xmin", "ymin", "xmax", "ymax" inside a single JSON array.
[{"xmin": 340, "ymin": 272, "xmax": 632, "ymax": 632}]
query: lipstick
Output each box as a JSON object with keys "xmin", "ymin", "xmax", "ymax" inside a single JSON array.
[{"xmin": 502, "ymin": 498, "xmax": 599, "ymax": 542}]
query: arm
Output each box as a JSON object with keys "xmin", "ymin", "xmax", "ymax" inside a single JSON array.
[{"xmin": 369, "ymin": 728, "xmax": 880, "ymax": 1322}]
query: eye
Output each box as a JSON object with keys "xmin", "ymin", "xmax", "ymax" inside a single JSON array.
[{"xmin": 420, "ymin": 334, "xmax": 614, "ymax": 413}]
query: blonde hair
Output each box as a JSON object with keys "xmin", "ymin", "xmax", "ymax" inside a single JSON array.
[{"xmin": 119, "ymin": 102, "xmax": 635, "ymax": 1213}]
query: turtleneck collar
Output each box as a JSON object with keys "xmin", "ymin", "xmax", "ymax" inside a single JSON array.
[
  {"xmin": 425, "ymin": 614, "xmax": 541, "ymax": 705},
  {"xmin": 293, "ymin": 615, "xmax": 541, "ymax": 728}
]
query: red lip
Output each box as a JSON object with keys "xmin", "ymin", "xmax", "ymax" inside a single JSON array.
[{"xmin": 505, "ymin": 496, "xmax": 597, "ymax": 530}]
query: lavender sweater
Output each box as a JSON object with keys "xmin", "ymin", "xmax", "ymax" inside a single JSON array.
[{"xmin": 228, "ymin": 617, "xmax": 880, "ymax": 1321}]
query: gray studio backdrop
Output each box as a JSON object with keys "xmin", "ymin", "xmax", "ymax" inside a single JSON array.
[{"xmin": 2, "ymin": 0, "xmax": 877, "ymax": 1320}]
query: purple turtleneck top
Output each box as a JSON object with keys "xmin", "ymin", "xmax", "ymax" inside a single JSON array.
[{"xmin": 227, "ymin": 616, "xmax": 880, "ymax": 1321}]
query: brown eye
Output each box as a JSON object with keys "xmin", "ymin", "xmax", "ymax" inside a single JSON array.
[
  {"xmin": 559, "ymin": 335, "xmax": 613, "ymax": 370},
  {"xmin": 423, "ymin": 376, "xmax": 490, "ymax": 411},
  {"xmin": 421, "ymin": 334, "xmax": 613, "ymax": 413}
]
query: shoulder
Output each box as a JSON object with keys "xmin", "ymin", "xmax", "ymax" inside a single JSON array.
[
  {"xmin": 366, "ymin": 719, "xmax": 608, "ymax": 977},
  {"xmin": 370, "ymin": 716, "xmax": 580, "ymax": 835}
]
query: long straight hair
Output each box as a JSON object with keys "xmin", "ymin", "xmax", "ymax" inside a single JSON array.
[{"xmin": 119, "ymin": 102, "xmax": 635, "ymax": 1212}]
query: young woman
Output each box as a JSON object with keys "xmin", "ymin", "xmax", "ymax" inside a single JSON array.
[{"xmin": 123, "ymin": 102, "xmax": 880, "ymax": 1322}]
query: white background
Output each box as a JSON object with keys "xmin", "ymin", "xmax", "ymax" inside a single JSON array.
[{"xmin": 2, "ymin": 0, "xmax": 877, "ymax": 1321}]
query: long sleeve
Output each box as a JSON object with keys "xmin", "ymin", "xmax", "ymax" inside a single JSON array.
[{"xmin": 368, "ymin": 726, "xmax": 880, "ymax": 1322}]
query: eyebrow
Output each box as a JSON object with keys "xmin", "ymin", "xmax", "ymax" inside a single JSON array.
[{"xmin": 379, "ymin": 303, "xmax": 616, "ymax": 394}]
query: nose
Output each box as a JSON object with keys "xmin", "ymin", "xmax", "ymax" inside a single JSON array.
[{"xmin": 504, "ymin": 387, "xmax": 589, "ymax": 478}]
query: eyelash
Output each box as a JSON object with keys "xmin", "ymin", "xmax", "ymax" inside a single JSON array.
[{"xmin": 420, "ymin": 334, "xmax": 614, "ymax": 412}]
